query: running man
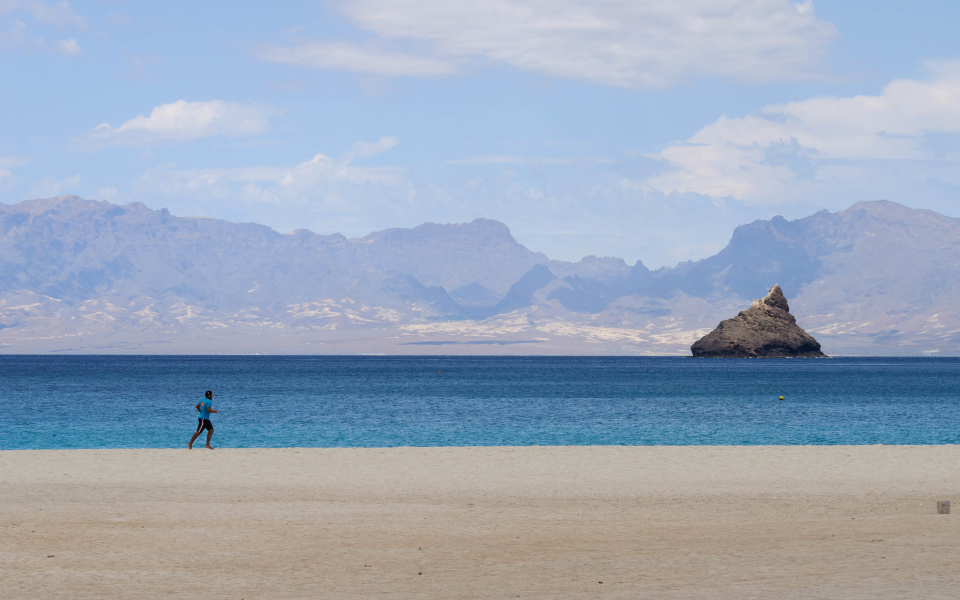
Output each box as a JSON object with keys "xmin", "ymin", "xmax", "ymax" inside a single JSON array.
[{"xmin": 189, "ymin": 390, "xmax": 217, "ymax": 449}]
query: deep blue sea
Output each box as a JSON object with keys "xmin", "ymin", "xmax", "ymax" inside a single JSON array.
[{"xmin": 1, "ymin": 356, "xmax": 959, "ymax": 449}]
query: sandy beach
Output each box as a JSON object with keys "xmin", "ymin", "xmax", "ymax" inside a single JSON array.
[{"xmin": 2, "ymin": 445, "xmax": 960, "ymax": 599}]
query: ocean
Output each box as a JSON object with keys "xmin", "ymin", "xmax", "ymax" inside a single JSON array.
[{"xmin": 1, "ymin": 355, "xmax": 959, "ymax": 449}]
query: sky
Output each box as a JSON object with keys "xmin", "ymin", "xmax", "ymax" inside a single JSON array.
[{"xmin": 3, "ymin": 0, "xmax": 960, "ymax": 267}]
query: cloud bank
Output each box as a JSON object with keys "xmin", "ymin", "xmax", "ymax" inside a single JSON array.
[
  {"xmin": 257, "ymin": 0, "xmax": 835, "ymax": 88},
  {"xmin": 645, "ymin": 61, "xmax": 960, "ymax": 202},
  {"xmin": 138, "ymin": 137, "xmax": 406, "ymax": 223}
]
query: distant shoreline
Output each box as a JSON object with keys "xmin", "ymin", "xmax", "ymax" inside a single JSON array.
[{"xmin": 4, "ymin": 442, "xmax": 960, "ymax": 452}]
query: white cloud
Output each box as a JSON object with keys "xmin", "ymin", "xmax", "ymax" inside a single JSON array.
[
  {"xmin": 89, "ymin": 100, "xmax": 280, "ymax": 148},
  {"xmin": 259, "ymin": 0, "xmax": 835, "ymax": 88},
  {"xmin": 254, "ymin": 40, "xmax": 457, "ymax": 77},
  {"xmin": 52, "ymin": 36, "xmax": 78, "ymax": 54},
  {"xmin": 645, "ymin": 61, "xmax": 960, "ymax": 202}
]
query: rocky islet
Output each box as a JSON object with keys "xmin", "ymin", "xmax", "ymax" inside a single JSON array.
[{"xmin": 691, "ymin": 285, "xmax": 827, "ymax": 358}]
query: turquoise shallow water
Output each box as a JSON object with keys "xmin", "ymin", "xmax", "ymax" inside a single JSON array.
[{"xmin": 1, "ymin": 356, "xmax": 959, "ymax": 449}]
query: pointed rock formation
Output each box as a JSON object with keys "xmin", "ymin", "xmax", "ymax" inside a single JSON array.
[{"xmin": 691, "ymin": 285, "xmax": 827, "ymax": 358}]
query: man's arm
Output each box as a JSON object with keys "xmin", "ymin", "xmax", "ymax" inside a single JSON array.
[
  {"xmin": 195, "ymin": 403, "xmax": 201, "ymax": 413},
  {"xmin": 209, "ymin": 408, "xmax": 217, "ymax": 414}
]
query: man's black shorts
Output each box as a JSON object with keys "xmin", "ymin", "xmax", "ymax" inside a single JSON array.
[{"xmin": 196, "ymin": 418, "xmax": 214, "ymax": 433}]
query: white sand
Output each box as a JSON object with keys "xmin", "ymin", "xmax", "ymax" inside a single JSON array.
[{"xmin": 2, "ymin": 445, "xmax": 960, "ymax": 599}]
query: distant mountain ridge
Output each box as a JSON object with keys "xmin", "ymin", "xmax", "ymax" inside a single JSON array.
[
  {"xmin": 0, "ymin": 197, "xmax": 545, "ymax": 303},
  {"xmin": 1, "ymin": 196, "xmax": 959, "ymax": 355}
]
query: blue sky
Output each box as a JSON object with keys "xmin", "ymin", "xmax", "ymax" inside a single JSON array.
[{"xmin": 3, "ymin": 0, "xmax": 960, "ymax": 267}]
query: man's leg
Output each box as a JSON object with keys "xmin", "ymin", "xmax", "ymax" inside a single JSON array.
[
  {"xmin": 205, "ymin": 425, "xmax": 214, "ymax": 449},
  {"xmin": 189, "ymin": 421, "xmax": 203, "ymax": 449}
]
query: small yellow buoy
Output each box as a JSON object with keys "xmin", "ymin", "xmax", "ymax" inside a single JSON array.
[{"xmin": 779, "ymin": 395, "xmax": 784, "ymax": 401}]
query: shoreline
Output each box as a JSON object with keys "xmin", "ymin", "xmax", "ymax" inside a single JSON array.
[
  {"xmin": 2, "ymin": 441, "xmax": 958, "ymax": 452},
  {"xmin": 4, "ymin": 445, "xmax": 960, "ymax": 598}
]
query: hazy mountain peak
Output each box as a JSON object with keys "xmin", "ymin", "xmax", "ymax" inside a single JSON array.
[
  {"xmin": 449, "ymin": 282, "xmax": 500, "ymax": 307},
  {"xmin": 576, "ymin": 255, "xmax": 630, "ymax": 269},
  {"xmin": 5, "ymin": 195, "xmax": 104, "ymax": 215},
  {"xmin": 841, "ymin": 199, "xmax": 958, "ymax": 224},
  {"xmin": 358, "ymin": 217, "xmax": 523, "ymax": 249}
]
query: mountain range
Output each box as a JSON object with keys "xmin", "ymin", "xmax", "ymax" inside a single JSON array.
[{"xmin": 1, "ymin": 196, "xmax": 958, "ymax": 355}]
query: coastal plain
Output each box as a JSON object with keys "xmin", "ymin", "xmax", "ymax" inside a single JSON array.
[{"xmin": 2, "ymin": 446, "xmax": 960, "ymax": 599}]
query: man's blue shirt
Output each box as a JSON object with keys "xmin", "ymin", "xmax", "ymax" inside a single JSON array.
[{"xmin": 199, "ymin": 400, "xmax": 212, "ymax": 420}]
